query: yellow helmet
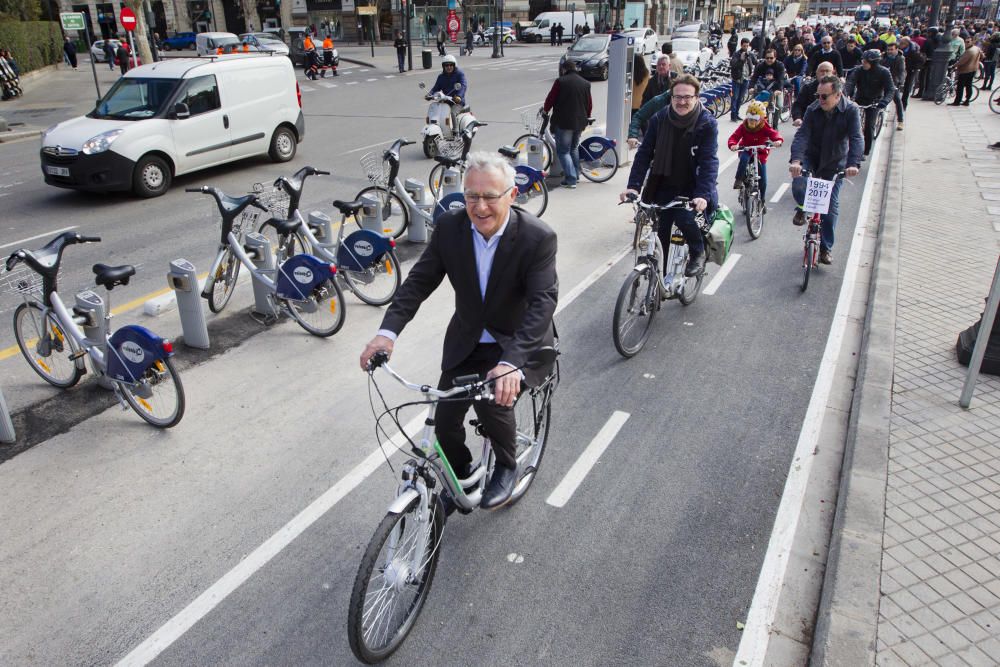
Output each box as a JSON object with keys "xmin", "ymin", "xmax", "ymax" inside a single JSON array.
[{"xmin": 746, "ymin": 100, "xmax": 767, "ymax": 120}]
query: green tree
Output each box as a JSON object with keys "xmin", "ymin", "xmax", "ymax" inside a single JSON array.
[{"xmin": 0, "ymin": 0, "xmax": 42, "ymax": 21}]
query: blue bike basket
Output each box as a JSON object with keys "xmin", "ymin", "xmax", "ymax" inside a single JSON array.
[
  {"xmin": 275, "ymin": 254, "xmax": 335, "ymax": 301},
  {"xmin": 337, "ymin": 229, "xmax": 394, "ymax": 273}
]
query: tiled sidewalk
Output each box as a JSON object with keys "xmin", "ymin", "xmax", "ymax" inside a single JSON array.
[{"xmin": 875, "ymin": 99, "xmax": 1000, "ymax": 665}]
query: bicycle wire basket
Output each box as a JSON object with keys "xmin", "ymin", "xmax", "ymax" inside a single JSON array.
[
  {"xmin": 254, "ymin": 186, "xmax": 291, "ymax": 220},
  {"xmin": 434, "ymin": 135, "xmax": 465, "ymax": 160},
  {"xmin": 1, "ymin": 265, "xmax": 45, "ymax": 299},
  {"xmin": 360, "ymin": 151, "xmax": 391, "ymax": 188},
  {"xmin": 521, "ymin": 109, "xmax": 543, "ymax": 135}
]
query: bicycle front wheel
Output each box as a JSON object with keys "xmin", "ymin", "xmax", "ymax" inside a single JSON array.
[
  {"xmin": 206, "ymin": 248, "xmax": 241, "ymax": 314},
  {"xmin": 356, "ymin": 186, "xmax": 409, "ymax": 239},
  {"xmin": 118, "ymin": 357, "xmax": 185, "ymax": 428},
  {"xmin": 513, "ymin": 133, "xmax": 553, "ymax": 171},
  {"xmin": 745, "ymin": 191, "xmax": 764, "ymax": 239},
  {"xmin": 968, "ymin": 86, "xmax": 981, "ymax": 103},
  {"xmin": 514, "ymin": 180, "xmax": 548, "ymax": 217},
  {"xmin": 341, "ymin": 250, "xmax": 402, "ymax": 307},
  {"xmin": 990, "ymin": 91, "xmax": 1000, "ymax": 114},
  {"xmin": 934, "ymin": 83, "xmax": 948, "ymax": 105},
  {"xmin": 509, "ymin": 378, "xmax": 554, "ymax": 505},
  {"xmin": 613, "ymin": 267, "xmax": 657, "ymax": 358},
  {"xmin": 13, "ymin": 302, "xmax": 83, "ymax": 388},
  {"xmin": 427, "ymin": 163, "xmax": 446, "ymax": 198},
  {"xmin": 579, "ymin": 147, "xmax": 619, "ymax": 183},
  {"xmin": 286, "ymin": 278, "xmax": 346, "ymax": 337},
  {"xmin": 801, "ymin": 241, "xmax": 816, "ymax": 292},
  {"xmin": 873, "ymin": 111, "xmax": 884, "ymax": 139},
  {"xmin": 348, "ymin": 495, "xmax": 443, "ymax": 664}
]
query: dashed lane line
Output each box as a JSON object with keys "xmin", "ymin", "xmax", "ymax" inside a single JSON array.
[
  {"xmin": 770, "ymin": 182, "xmax": 790, "ymax": 203},
  {"xmin": 702, "ymin": 253, "xmax": 741, "ymax": 296},
  {"xmin": 546, "ymin": 411, "xmax": 631, "ymax": 508},
  {"xmin": 1, "ymin": 226, "xmax": 79, "ymax": 250}
]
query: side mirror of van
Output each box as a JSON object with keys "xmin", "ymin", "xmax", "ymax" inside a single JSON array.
[{"xmin": 173, "ymin": 102, "xmax": 191, "ymax": 119}]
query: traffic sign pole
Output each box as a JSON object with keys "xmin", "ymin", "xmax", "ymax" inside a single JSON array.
[
  {"xmin": 62, "ymin": 12, "xmax": 102, "ymax": 100},
  {"xmin": 120, "ymin": 7, "xmax": 139, "ymax": 69}
]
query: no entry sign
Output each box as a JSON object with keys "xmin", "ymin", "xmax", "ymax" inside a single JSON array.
[{"xmin": 120, "ymin": 7, "xmax": 137, "ymax": 32}]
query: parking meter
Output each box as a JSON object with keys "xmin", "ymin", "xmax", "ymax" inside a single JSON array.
[{"xmin": 607, "ymin": 34, "xmax": 635, "ymax": 161}]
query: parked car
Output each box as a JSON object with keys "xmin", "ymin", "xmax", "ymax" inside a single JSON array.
[
  {"xmin": 40, "ymin": 56, "xmax": 304, "ymax": 198},
  {"xmin": 622, "ymin": 27, "xmax": 657, "ymax": 54},
  {"xmin": 196, "ymin": 32, "xmax": 241, "ymax": 56},
  {"xmin": 475, "ymin": 26, "xmax": 515, "ymax": 44},
  {"xmin": 90, "ymin": 39, "xmax": 121, "ymax": 62},
  {"xmin": 559, "ymin": 33, "xmax": 612, "ymax": 80},
  {"xmin": 670, "ymin": 37, "xmax": 713, "ymax": 72},
  {"xmin": 238, "ymin": 32, "xmax": 291, "ymax": 56},
  {"xmin": 671, "ymin": 22, "xmax": 710, "ymax": 47},
  {"xmin": 160, "ymin": 32, "xmax": 197, "ymax": 51}
]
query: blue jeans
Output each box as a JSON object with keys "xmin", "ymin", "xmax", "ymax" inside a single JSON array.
[
  {"xmin": 736, "ymin": 153, "xmax": 768, "ymax": 199},
  {"xmin": 553, "ymin": 126, "xmax": 582, "ymax": 185},
  {"xmin": 397, "ymin": 51, "xmax": 406, "ymax": 72},
  {"xmin": 792, "ymin": 174, "xmax": 843, "ymax": 252},
  {"xmin": 731, "ymin": 79, "xmax": 750, "ymax": 119}
]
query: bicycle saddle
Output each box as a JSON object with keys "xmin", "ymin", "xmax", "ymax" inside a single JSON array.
[
  {"xmin": 332, "ymin": 198, "xmax": 366, "ymax": 216},
  {"xmin": 433, "ymin": 155, "xmax": 463, "ymax": 168},
  {"xmin": 92, "ymin": 263, "xmax": 136, "ymax": 290},
  {"xmin": 265, "ymin": 217, "xmax": 303, "ymax": 236},
  {"xmin": 497, "ymin": 145, "xmax": 519, "ymax": 160}
]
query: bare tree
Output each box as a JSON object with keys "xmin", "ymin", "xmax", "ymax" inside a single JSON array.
[
  {"xmin": 239, "ymin": 0, "xmax": 259, "ymax": 32},
  {"xmin": 122, "ymin": 0, "xmax": 153, "ymax": 66}
]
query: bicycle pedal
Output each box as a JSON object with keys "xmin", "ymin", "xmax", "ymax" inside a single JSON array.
[{"xmin": 69, "ymin": 349, "xmax": 88, "ymax": 361}]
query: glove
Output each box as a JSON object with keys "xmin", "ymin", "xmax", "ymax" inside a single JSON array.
[{"xmin": 452, "ymin": 95, "xmax": 462, "ymax": 103}]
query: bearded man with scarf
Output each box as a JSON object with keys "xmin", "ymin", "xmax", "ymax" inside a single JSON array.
[{"xmin": 620, "ymin": 74, "xmax": 719, "ymax": 278}]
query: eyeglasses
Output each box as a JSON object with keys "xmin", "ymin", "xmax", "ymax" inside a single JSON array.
[
  {"xmin": 672, "ymin": 94, "xmax": 697, "ymax": 101},
  {"xmin": 464, "ymin": 187, "xmax": 512, "ymax": 203},
  {"xmin": 818, "ymin": 92, "xmax": 838, "ymax": 100}
]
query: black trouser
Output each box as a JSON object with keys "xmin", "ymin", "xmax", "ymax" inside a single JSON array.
[
  {"xmin": 902, "ymin": 68, "xmax": 918, "ymax": 108},
  {"xmin": 435, "ymin": 343, "xmax": 517, "ymax": 472},
  {"xmin": 983, "ymin": 60, "xmax": 997, "ymax": 89},
  {"xmin": 892, "ymin": 88, "xmax": 904, "ymax": 121},
  {"xmin": 861, "ymin": 105, "xmax": 878, "ymax": 155},
  {"xmin": 956, "ymin": 71, "xmax": 975, "ymax": 103},
  {"xmin": 437, "ymin": 41, "xmax": 445, "ymax": 56}
]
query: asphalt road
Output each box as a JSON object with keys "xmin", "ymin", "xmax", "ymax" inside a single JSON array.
[{"xmin": 0, "ymin": 45, "xmax": 871, "ymax": 666}]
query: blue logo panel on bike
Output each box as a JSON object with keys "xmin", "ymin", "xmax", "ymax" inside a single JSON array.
[
  {"xmin": 434, "ymin": 193, "xmax": 466, "ymax": 225},
  {"xmin": 107, "ymin": 325, "xmax": 171, "ymax": 383},
  {"xmin": 337, "ymin": 229, "xmax": 393, "ymax": 273},
  {"xmin": 577, "ymin": 136, "xmax": 615, "ymax": 161},
  {"xmin": 513, "ymin": 165, "xmax": 544, "ymax": 191},
  {"xmin": 276, "ymin": 254, "xmax": 335, "ymax": 300}
]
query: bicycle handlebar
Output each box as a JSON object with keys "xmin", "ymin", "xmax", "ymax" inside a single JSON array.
[
  {"xmin": 735, "ymin": 142, "xmax": 779, "ymax": 151},
  {"xmin": 76, "ymin": 235, "xmax": 102, "ymax": 243},
  {"xmin": 368, "ymin": 351, "xmax": 495, "ymax": 401},
  {"xmin": 620, "ymin": 193, "xmax": 694, "ymax": 210}
]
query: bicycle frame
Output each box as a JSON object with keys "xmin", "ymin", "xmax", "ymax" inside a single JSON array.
[
  {"xmin": 36, "ymin": 290, "xmax": 107, "ymax": 373},
  {"xmin": 632, "ymin": 202, "xmax": 695, "ymax": 300}
]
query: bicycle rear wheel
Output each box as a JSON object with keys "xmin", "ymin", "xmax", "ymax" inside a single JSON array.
[
  {"xmin": 427, "ymin": 163, "xmax": 446, "ymax": 198},
  {"xmin": 509, "ymin": 376, "xmax": 555, "ymax": 505},
  {"xmin": 990, "ymin": 91, "xmax": 1000, "ymax": 114},
  {"xmin": 613, "ymin": 267, "xmax": 657, "ymax": 358},
  {"xmin": 579, "ymin": 147, "xmax": 619, "ymax": 183},
  {"xmin": 745, "ymin": 191, "xmax": 764, "ymax": 240},
  {"xmin": 118, "ymin": 357, "xmax": 185, "ymax": 428},
  {"xmin": 13, "ymin": 302, "xmax": 83, "ymax": 388},
  {"xmin": 206, "ymin": 248, "xmax": 241, "ymax": 314},
  {"xmin": 513, "ymin": 133, "xmax": 553, "ymax": 171},
  {"xmin": 285, "ymin": 278, "xmax": 346, "ymax": 337},
  {"xmin": 969, "ymin": 86, "xmax": 981, "ymax": 103},
  {"xmin": 514, "ymin": 180, "xmax": 548, "ymax": 217},
  {"xmin": 348, "ymin": 495, "xmax": 443, "ymax": 664},
  {"xmin": 356, "ymin": 186, "xmax": 409, "ymax": 239},
  {"xmin": 341, "ymin": 250, "xmax": 402, "ymax": 306}
]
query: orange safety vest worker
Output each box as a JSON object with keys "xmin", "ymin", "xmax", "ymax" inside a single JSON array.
[
  {"xmin": 323, "ymin": 37, "xmax": 333, "ymax": 50},
  {"xmin": 304, "ymin": 36, "xmax": 314, "ymax": 50},
  {"xmin": 216, "ymin": 46, "xmax": 223, "ymax": 54},
  {"xmin": 242, "ymin": 42, "xmax": 250, "ymax": 53}
]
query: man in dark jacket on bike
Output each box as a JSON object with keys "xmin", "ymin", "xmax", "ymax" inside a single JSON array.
[
  {"xmin": 621, "ymin": 74, "xmax": 719, "ymax": 278},
  {"xmin": 789, "ymin": 76, "xmax": 863, "ymax": 266},
  {"xmin": 839, "ymin": 38, "xmax": 863, "ymax": 72},
  {"xmin": 845, "ymin": 49, "xmax": 894, "ymax": 154},
  {"xmin": 543, "ymin": 60, "xmax": 592, "ymax": 188},
  {"xmin": 808, "ymin": 35, "xmax": 844, "ymax": 76},
  {"xmin": 750, "ymin": 48, "xmax": 787, "ymax": 114},
  {"xmin": 791, "ymin": 61, "xmax": 836, "ymax": 125}
]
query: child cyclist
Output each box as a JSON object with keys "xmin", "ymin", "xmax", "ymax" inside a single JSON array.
[{"xmin": 727, "ymin": 100, "xmax": 783, "ymax": 210}]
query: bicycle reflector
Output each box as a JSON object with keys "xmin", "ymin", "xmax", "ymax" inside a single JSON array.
[
  {"xmin": 162, "ymin": 340, "xmax": 174, "ymax": 354},
  {"xmin": 329, "ymin": 264, "xmax": 338, "ymax": 274},
  {"xmin": 389, "ymin": 239, "xmax": 396, "ymax": 248}
]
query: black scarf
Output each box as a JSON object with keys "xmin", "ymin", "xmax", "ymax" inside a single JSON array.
[{"xmin": 651, "ymin": 101, "xmax": 701, "ymax": 177}]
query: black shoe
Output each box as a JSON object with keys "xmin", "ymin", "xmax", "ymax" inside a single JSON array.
[
  {"xmin": 481, "ymin": 465, "xmax": 517, "ymax": 510},
  {"xmin": 949, "ymin": 101, "xmax": 962, "ymax": 106},
  {"xmin": 962, "ymin": 101, "xmax": 970, "ymax": 106},
  {"xmin": 793, "ymin": 209, "xmax": 806, "ymax": 226},
  {"xmin": 685, "ymin": 252, "xmax": 706, "ymax": 277}
]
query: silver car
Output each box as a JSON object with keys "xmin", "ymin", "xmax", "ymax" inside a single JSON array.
[
  {"xmin": 90, "ymin": 39, "xmax": 121, "ymax": 63},
  {"xmin": 238, "ymin": 33, "xmax": 291, "ymax": 56}
]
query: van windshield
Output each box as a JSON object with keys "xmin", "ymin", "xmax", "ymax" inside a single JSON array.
[{"xmin": 90, "ymin": 78, "xmax": 180, "ymax": 120}]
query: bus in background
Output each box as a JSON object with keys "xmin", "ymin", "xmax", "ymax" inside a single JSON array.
[
  {"xmin": 875, "ymin": 1, "xmax": 892, "ymax": 16},
  {"xmin": 855, "ymin": 4, "xmax": 873, "ymax": 22}
]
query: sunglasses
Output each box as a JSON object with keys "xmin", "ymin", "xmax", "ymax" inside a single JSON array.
[{"xmin": 818, "ymin": 92, "xmax": 839, "ymax": 100}]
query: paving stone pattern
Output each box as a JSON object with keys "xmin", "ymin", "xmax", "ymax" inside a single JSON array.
[{"xmin": 876, "ymin": 102, "xmax": 1000, "ymax": 665}]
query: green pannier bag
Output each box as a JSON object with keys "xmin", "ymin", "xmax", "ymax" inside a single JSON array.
[{"xmin": 705, "ymin": 204, "xmax": 734, "ymax": 266}]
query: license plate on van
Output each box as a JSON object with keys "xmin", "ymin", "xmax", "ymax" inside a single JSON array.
[{"xmin": 45, "ymin": 166, "xmax": 70, "ymax": 177}]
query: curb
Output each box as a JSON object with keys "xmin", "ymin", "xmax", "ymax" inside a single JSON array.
[
  {"xmin": 0, "ymin": 128, "xmax": 42, "ymax": 143},
  {"xmin": 809, "ymin": 125, "xmax": 902, "ymax": 664}
]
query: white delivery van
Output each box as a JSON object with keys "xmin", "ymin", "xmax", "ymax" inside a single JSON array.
[
  {"xmin": 196, "ymin": 31, "xmax": 242, "ymax": 55},
  {"xmin": 522, "ymin": 12, "xmax": 595, "ymax": 43},
  {"xmin": 40, "ymin": 56, "xmax": 304, "ymax": 197}
]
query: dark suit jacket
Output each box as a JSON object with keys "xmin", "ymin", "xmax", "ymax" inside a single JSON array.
[{"xmin": 380, "ymin": 207, "xmax": 558, "ymax": 386}]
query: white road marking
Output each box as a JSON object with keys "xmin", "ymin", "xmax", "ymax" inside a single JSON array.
[
  {"xmin": 299, "ymin": 85, "xmax": 315, "ymax": 91},
  {"xmin": 546, "ymin": 411, "xmax": 631, "ymax": 508},
  {"xmin": 113, "ymin": 412, "xmax": 427, "ymax": 667},
  {"xmin": 366, "ymin": 78, "xmax": 377, "ymax": 82},
  {"xmin": 770, "ymin": 182, "xmax": 790, "ymax": 203},
  {"xmin": 346, "ymin": 81, "xmax": 358, "ymax": 85},
  {"xmin": 719, "ymin": 154, "xmax": 739, "ymax": 173},
  {"xmin": 733, "ymin": 134, "xmax": 883, "ymax": 667},
  {"xmin": 702, "ymin": 252, "xmax": 742, "ymax": 296},
  {"xmin": 0, "ymin": 226, "xmax": 79, "ymax": 250},
  {"xmin": 317, "ymin": 81, "xmax": 336, "ymax": 88},
  {"xmin": 555, "ymin": 245, "xmax": 632, "ymax": 315},
  {"xmin": 511, "ymin": 100, "xmax": 545, "ymax": 111},
  {"xmin": 343, "ymin": 140, "xmax": 390, "ymax": 155},
  {"xmin": 385, "ymin": 75, "xmax": 395, "ymax": 78}
]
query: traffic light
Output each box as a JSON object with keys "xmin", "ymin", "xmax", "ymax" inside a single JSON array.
[{"xmin": 409, "ymin": 3, "xmax": 415, "ymax": 18}]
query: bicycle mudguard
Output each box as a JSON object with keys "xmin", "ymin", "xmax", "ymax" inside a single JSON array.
[
  {"xmin": 275, "ymin": 254, "xmax": 336, "ymax": 301},
  {"xmin": 337, "ymin": 229, "xmax": 393, "ymax": 272},
  {"xmin": 513, "ymin": 165, "xmax": 544, "ymax": 191},
  {"xmin": 106, "ymin": 325, "xmax": 171, "ymax": 384},
  {"xmin": 578, "ymin": 136, "xmax": 615, "ymax": 160},
  {"xmin": 434, "ymin": 192, "xmax": 466, "ymax": 225},
  {"xmin": 387, "ymin": 487, "xmax": 420, "ymax": 515}
]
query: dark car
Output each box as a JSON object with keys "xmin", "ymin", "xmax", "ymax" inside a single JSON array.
[
  {"xmin": 559, "ymin": 33, "xmax": 612, "ymax": 80},
  {"xmin": 161, "ymin": 31, "xmax": 197, "ymax": 51}
]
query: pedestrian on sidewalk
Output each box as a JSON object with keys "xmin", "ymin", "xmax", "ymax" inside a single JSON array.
[
  {"xmin": 952, "ymin": 35, "xmax": 982, "ymax": 106},
  {"xmin": 393, "ymin": 30, "xmax": 407, "ymax": 73},
  {"xmin": 63, "ymin": 37, "xmax": 78, "ymax": 71},
  {"xmin": 437, "ymin": 27, "xmax": 446, "ymax": 56},
  {"xmin": 789, "ymin": 75, "xmax": 863, "ymax": 266},
  {"xmin": 982, "ymin": 33, "xmax": 999, "ymax": 90},
  {"xmin": 103, "ymin": 39, "xmax": 116, "ymax": 70},
  {"xmin": 465, "ymin": 28, "xmax": 474, "ymax": 55},
  {"xmin": 115, "ymin": 41, "xmax": 130, "ymax": 75},
  {"xmin": 631, "ymin": 52, "xmax": 649, "ymax": 118},
  {"xmin": 323, "ymin": 34, "xmax": 337, "ymax": 75},
  {"xmin": 542, "ymin": 60, "xmax": 591, "ymax": 189},
  {"xmin": 730, "ymin": 38, "xmax": 756, "ymax": 122},
  {"xmin": 884, "ymin": 42, "xmax": 906, "ymax": 129},
  {"xmin": 899, "ymin": 36, "xmax": 924, "ymax": 108}
]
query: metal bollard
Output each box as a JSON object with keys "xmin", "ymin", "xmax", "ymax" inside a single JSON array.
[
  {"xmin": 404, "ymin": 178, "xmax": 430, "ymax": 243},
  {"xmin": 167, "ymin": 259, "xmax": 209, "ymax": 349},
  {"xmin": 359, "ymin": 193, "xmax": 385, "ymax": 234},
  {"xmin": 75, "ymin": 289, "xmax": 115, "ymax": 390},
  {"xmin": 307, "ymin": 211, "xmax": 334, "ymax": 242},
  {"xmin": 244, "ymin": 232, "xmax": 280, "ymax": 320},
  {"xmin": 439, "ymin": 167, "xmax": 463, "ymax": 198},
  {"xmin": 0, "ymin": 384, "xmax": 14, "ymax": 444},
  {"xmin": 526, "ymin": 136, "xmax": 560, "ymax": 178}
]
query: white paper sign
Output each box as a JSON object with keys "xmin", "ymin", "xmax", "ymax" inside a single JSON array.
[{"xmin": 803, "ymin": 176, "xmax": 833, "ymax": 214}]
